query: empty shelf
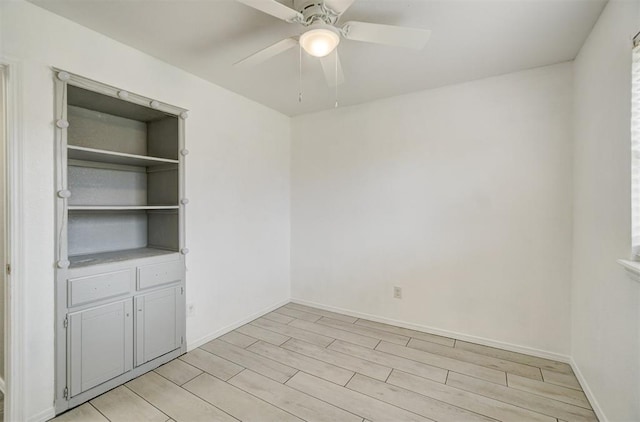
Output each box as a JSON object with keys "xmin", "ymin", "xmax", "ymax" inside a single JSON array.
[
  {"xmin": 69, "ymin": 247, "xmax": 179, "ymax": 268},
  {"xmin": 68, "ymin": 145, "xmax": 178, "ymax": 167},
  {"xmin": 68, "ymin": 205, "xmax": 179, "ymax": 211}
]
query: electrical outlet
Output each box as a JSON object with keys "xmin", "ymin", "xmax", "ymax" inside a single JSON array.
[
  {"xmin": 393, "ymin": 286, "xmax": 402, "ymax": 299},
  {"xmin": 187, "ymin": 303, "xmax": 196, "ymax": 317}
]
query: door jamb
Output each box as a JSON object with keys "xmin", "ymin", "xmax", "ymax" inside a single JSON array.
[{"xmin": 1, "ymin": 57, "xmax": 26, "ymax": 422}]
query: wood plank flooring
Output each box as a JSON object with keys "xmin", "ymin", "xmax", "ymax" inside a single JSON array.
[{"xmin": 51, "ymin": 303, "xmax": 596, "ymax": 422}]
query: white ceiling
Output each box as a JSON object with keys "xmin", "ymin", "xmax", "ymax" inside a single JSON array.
[{"xmin": 30, "ymin": 0, "xmax": 606, "ymax": 116}]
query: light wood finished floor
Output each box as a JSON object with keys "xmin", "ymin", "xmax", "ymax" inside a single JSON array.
[{"xmin": 51, "ymin": 303, "xmax": 596, "ymax": 422}]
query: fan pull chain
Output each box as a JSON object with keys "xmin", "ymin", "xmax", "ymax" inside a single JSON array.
[
  {"xmin": 298, "ymin": 44, "xmax": 303, "ymax": 103},
  {"xmin": 334, "ymin": 49, "xmax": 339, "ymax": 108}
]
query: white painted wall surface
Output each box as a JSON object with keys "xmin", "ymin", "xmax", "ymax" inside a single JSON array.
[
  {"xmin": 1, "ymin": 1, "xmax": 291, "ymax": 420},
  {"xmin": 571, "ymin": 1, "xmax": 640, "ymax": 420},
  {"xmin": 291, "ymin": 63, "xmax": 574, "ymax": 357}
]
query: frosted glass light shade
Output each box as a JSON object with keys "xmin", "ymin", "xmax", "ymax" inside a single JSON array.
[{"xmin": 300, "ymin": 26, "xmax": 340, "ymax": 58}]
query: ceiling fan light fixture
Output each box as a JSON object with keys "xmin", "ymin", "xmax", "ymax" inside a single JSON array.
[{"xmin": 299, "ymin": 25, "xmax": 341, "ymax": 58}]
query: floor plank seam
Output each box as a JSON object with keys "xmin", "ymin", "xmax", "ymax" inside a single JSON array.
[
  {"xmin": 121, "ymin": 384, "xmax": 172, "ymax": 421},
  {"xmin": 343, "ymin": 371, "xmax": 358, "ymax": 387},
  {"xmin": 230, "ymin": 369, "xmax": 358, "ymax": 422},
  {"xmin": 283, "ymin": 372, "xmax": 372, "ymax": 420},
  {"xmin": 374, "ymin": 375, "xmax": 506, "ymax": 422},
  {"xmin": 509, "ymin": 387, "xmax": 594, "ymax": 410},
  {"xmin": 383, "ymin": 368, "xmax": 393, "ymax": 383},
  {"xmin": 88, "ymin": 403, "xmax": 110, "ymax": 421},
  {"xmin": 186, "ymin": 369, "xmax": 290, "ymax": 422},
  {"xmin": 346, "ymin": 372, "xmax": 495, "ymax": 422},
  {"xmin": 375, "ymin": 342, "xmax": 509, "ymax": 386},
  {"xmin": 187, "ymin": 387, "xmax": 243, "ymax": 422},
  {"xmin": 445, "ymin": 371, "xmax": 597, "ymax": 421}
]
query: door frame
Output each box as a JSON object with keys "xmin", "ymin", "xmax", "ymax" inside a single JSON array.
[{"xmin": 1, "ymin": 58, "xmax": 26, "ymax": 422}]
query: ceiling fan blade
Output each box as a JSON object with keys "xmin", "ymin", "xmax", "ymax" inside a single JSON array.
[
  {"xmin": 236, "ymin": 0, "xmax": 303, "ymax": 22},
  {"xmin": 234, "ymin": 38, "xmax": 299, "ymax": 67},
  {"xmin": 342, "ymin": 21, "xmax": 431, "ymax": 50},
  {"xmin": 324, "ymin": 0, "xmax": 356, "ymax": 15},
  {"xmin": 319, "ymin": 51, "xmax": 345, "ymax": 87}
]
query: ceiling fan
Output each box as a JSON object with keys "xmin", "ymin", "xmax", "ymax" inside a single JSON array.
[{"xmin": 234, "ymin": 0, "xmax": 431, "ymax": 87}]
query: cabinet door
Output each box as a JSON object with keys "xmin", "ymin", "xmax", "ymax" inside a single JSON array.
[
  {"xmin": 69, "ymin": 299, "xmax": 133, "ymax": 397},
  {"xmin": 135, "ymin": 286, "xmax": 182, "ymax": 366}
]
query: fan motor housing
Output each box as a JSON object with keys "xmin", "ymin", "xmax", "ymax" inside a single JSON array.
[{"xmin": 293, "ymin": 0, "xmax": 338, "ymax": 25}]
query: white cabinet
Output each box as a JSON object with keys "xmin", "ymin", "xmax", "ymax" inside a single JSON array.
[
  {"xmin": 68, "ymin": 299, "xmax": 133, "ymax": 397},
  {"xmin": 135, "ymin": 286, "xmax": 183, "ymax": 366},
  {"xmin": 54, "ymin": 70, "xmax": 188, "ymax": 415}
]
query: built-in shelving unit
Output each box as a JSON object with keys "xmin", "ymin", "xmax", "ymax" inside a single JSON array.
[
  {"xmin": 62, "ymin": 83, "xmax": 183, "ymax": 263},
  {"xmin": 54, "ymin": 70, "xmax": 187, "ymax": 415}
]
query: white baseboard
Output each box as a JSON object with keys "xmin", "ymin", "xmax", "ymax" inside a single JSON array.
[
  {"xmin": 27, "ymin": 407, "xmax": 55, "ymax": 422},
  {"xmin": 291, "ymin": 298, "xmax": 572, "ymax": 363},
  {"xmin": 570, "ymin": 358, "xmax": 607, "ymax": 422},
  {"xmin": 187, "ymin": 298, "xmax": 290, "ymax": 351}
]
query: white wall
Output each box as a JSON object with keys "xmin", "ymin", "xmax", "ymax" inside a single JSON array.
[
  {"xmin": 291, "ymin": 63, "xmax": 574, "ymax": 357},
  {"xmin": 1, "ymin": 1, "xmax": 291, "ymax": 420},
  {"xmin": 571, "ymin": 1, "xmax": 640, "ymax": 420}
]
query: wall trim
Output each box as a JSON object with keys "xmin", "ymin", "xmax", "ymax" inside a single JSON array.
[
  {"xmin": 187, "ymin": 298, "xmax": 290, "ymax": 351},
  {"xmin": 291, "ymin": 298, "xmax": 572, "ymax": 363},
  {"xmin": 1, "ymin": 57, "xmax": 25, "ymax": 422},
  {"xmin": 570, "ymin": 358, "xmax": 607, "ymax": 422}
]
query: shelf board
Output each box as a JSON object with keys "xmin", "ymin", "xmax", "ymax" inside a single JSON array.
[
  {"xmin": 68, "ymin": 205, "xmax": 179, "ymax": 211},
  {"xmin": 69, "ymin": 247, "xmax": 178, "ymax": 268},
  {"xmin": 67, "ymin": 145, "xmax": 179, "ymax": 167}
]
